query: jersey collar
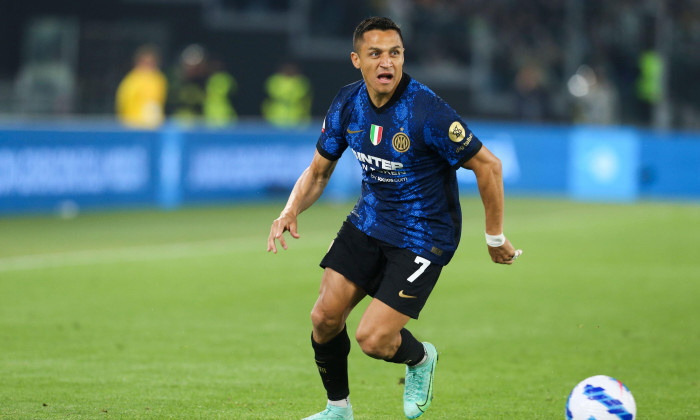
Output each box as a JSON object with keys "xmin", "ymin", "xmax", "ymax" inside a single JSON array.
[{"xmin": 367, "ymin": 72, "xmax": 411, "ymax": 113}]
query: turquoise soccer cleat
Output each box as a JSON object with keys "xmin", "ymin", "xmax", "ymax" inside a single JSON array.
[
  {"xmin": 403, "ymin": 342, "xmax": 438, "ymax": 419},
  {"xmin": 302, "ymin": 402, "xmax": 353, "ymax": 420}
]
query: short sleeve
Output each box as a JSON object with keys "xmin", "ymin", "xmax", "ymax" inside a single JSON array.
[
  {"xmin": 423, "ymin": 97, "xmax": 483, "ymax": 168},
  {"xmin": 316, "ymin": 93, "xmax": 349, "ymax": 161}
]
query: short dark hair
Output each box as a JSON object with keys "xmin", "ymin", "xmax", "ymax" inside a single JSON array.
[{"xmin": 353, "ymin": 17, "xmax": 403, "ymax": 51}]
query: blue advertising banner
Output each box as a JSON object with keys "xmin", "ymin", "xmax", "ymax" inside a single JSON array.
[
  {"xmin": 460, "ymin": 123, "xmax": 571, "ymax": 196},
  {"xmin": 639, "ymin": 133, "xmax": 700, "ymax": 199},
  {"xmin": 568, "ymin": 127, "xmax": 640, "ymax": 202},
  {"xmin": 0, "ymin": 122, "xmax": 698, "ymax": 215},
  {"xmin": 0, "ymin": 128, "xmax": 158, "ymax": 213}
]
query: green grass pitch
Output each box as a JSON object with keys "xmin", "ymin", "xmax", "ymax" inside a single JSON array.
[{"xmin": 1, "ymin": 197, "xmax": 698, "ymax": 419}]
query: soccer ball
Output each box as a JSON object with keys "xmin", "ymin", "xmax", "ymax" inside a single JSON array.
[{"xmin": 566, "ymin": 375, "xmax": 636, "ymax": 420}]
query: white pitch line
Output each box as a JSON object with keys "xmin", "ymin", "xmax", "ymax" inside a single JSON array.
[{"xmin": 0, "ymin": 236, "xmax": 320, "ymax": 273}]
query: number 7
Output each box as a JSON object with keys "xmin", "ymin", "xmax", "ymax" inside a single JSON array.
[{"xmin": 407, "ymin": 256, "xmax": 431, "ymax": 282}]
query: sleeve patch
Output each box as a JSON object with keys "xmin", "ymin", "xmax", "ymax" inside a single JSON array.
[{"xmin": 448, "ymin": 121, "xmax": 466, "ymax": 143}]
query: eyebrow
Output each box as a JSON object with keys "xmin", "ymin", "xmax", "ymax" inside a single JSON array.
[{"xmin": 367, "ymin": 45, "xmax": 403, "ymax": 52}]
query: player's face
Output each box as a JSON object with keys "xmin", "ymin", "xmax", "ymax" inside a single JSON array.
[{"xmin": 351, "ymin": 29, "xmax": 404, "ymax": 107}]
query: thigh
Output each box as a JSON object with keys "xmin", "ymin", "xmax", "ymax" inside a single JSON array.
[
  {"xmin": 374, "ymin": 246, "xmax": 443, "ymax": 319},
  {"xmin": 320, "ymin": 221, "xmax": 386, "ymax": 296}
]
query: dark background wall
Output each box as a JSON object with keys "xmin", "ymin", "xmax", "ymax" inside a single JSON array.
[
  {"xmin": 1, "ymin": 0, "xmax": 699, "ymax": 129},
  {"xmin": 0, "ymin": 1, "xmax": 379, "ymax": 118}
]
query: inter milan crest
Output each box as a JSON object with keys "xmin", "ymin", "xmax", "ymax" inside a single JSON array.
[
  {"xmin": 369, "ymin": 124, "xmax": 383, "ymax": 146},
  {"xmin": 392, "ymin": 132, "xmax": 411, "ymax": 153},
  {"xmin": 449, "ymin": 121, "xmax": 466, "ymax": 143}
]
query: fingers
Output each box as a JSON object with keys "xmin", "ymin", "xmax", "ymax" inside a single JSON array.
[
  {"xmin": 499, "ymin": 258, "xmax": 514, "ymax": 265},
  {"xmin": 267, "ymin": 220, "xmax": 283, "ymax": 253},
  {"xmin": 488, "ymin": 241, "xmax": 522, "ymax": 265},
  {"xmin": 267, "ymin": 217, "xmax": 299, "ymax": 253},
  {"xmin": 497, "ymin": 248, "xmax": 522, "ymax": 264},
  {"xmin": 266, "ymin": 229, "xmax": 278, "ymax": 253},
  {"xmin": 277, "ymin": 231, "xmax": 288, "ymax": 250},
  {"xmin": 488, "ymin": 248, "xmax": 509, "ymax": 264},
  {"xmin": 289, "ymin": 221, "xmax": 300, "ymax": 239}
]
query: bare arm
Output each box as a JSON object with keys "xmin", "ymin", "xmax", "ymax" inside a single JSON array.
[
  {"xmin": 462, "ymin": 146, "xmax": 520, "ymax": 264},
  {"xmin": 267, "ymin": 150, "xmax": 338, "ymax": 253}
]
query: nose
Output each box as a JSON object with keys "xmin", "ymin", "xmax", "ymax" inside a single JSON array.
[
  {"xmin": 379, "ymin": 53, "xmax": 392, "ymax": 67},
  {"xmin": 379, "ymin": 54, "xmax": 393, "ymax": 67}
]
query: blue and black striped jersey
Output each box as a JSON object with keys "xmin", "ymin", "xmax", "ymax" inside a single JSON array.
[{"xmin": 317, "ymin": 74, "xmax": 482, "ymax": 266}]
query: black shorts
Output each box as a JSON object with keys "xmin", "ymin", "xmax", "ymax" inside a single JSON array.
[{"xmin": 320, "ymin": 221, "xmax": 443, "ymax": 319}]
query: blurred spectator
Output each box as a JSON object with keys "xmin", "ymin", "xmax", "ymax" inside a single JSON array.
[
  {"xmin": 514, "ymin": 63, "xmax": 549, "ymax": 121},
  {"xmin": 568, "ymin": 65, "xmax": 619, "ymax": 125},
  {"xmin": 169, "ymin": 44, "xmax": 209, "ymax": 125},
  {"xmin": 203, "ymin": 59, "xmax": 238, "ymax": 126},
  {"xmin": 115, "ymin": 45, "xmax": 167, "ymax": 129},
  {"xmin": 636, "ymin": 49, "xmax": 663, "ymax": 123},
  {"xmin": 262, "ymin": 61, "xmax": 311, "ymax": 127},
  {"xmin": 16, "ymin": 60, "xmax": 75, "ymax": 115},
  {"xmin": 169, "ymin": 44, "xmax": 237, "ymax": 126},
  {"xmin": 15, "ymin": 18, "xmax": 77, "ymax": 115}
]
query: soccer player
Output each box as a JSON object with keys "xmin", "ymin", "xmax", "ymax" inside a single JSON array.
[{"xmin": 267, "ymin": 17, "xmax": 522, "ymax": 420}]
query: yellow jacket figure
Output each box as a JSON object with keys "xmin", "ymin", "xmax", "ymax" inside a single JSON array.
[
  {"xmin": 262, "ymin": 62, "xmax": 311, "ymax": 127},
  {"xmin": 116, "ymin": 46, "xmax": 168, "ymax": 129}
]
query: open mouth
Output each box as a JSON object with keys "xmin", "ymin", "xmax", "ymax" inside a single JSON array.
[{"xmin": 377, "ymin": 72, "xmax": 394, "ymax": 83}]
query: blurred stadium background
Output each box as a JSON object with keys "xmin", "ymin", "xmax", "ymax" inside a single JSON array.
[
  {"xmin": 1, "ymin": 1, "xmax": 699, "ymax": 419},
  {"xmin": 0, "ymin": 0, "xmax": 699, "ymax": 213},
  {"xmin": 1, "ymin": 0, "xmax": 700, "ymax": 127}
]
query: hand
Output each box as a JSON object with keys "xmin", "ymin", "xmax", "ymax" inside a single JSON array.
[
  {"xmin": 487, "ymin": 238, "xmax": 523, "ymax": 265},
  {"xmin": 267, "ymin": 212, "xmax": 300, "ymax": 254}
]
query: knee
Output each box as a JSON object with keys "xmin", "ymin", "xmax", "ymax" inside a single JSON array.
[
  {"xmin": 310, "ymin": 305, "xmax": 344, "ymax": 338},
  {"xmin": 355, "ymin": 328, "xmax": 396, "ymax": 359}
]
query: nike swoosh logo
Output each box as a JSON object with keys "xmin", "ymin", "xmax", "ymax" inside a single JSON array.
[
  {"xmin": 399, "ymin": 290, "xmax": 418, "ymax": 299},
  {"xmin": 417, "ymin": 355, "xmax": 437, "ymax": 409},
  {"xmin": 347, "ymin": 128, "xmax": 363, "ymax": 134},
  {"xmin": 417, "ymin": 368, "xmax": 434, "ymax": 409}
]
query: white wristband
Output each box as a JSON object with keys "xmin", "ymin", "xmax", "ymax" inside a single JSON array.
[{"xmin": 485, "ymin": 232, "xmax": 505, "ymax": 247}]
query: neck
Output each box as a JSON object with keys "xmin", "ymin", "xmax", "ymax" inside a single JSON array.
[{"xmin": 369, "ymin": 92, "xmax": 391, "ymax": 108}]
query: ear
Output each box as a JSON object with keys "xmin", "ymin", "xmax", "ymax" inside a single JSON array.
[{"xmin": 350, "ymin": 51, "xmax": 361, "ymax": 69}]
